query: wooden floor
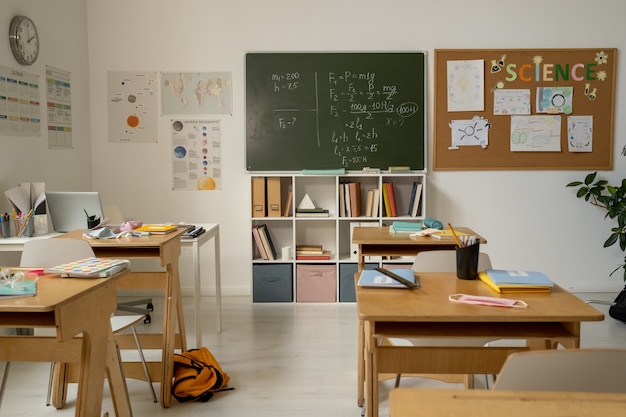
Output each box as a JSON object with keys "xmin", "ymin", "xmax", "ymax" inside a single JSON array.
[{"xmin": 1, "ymin": 292, "xmax": 625, "ymax": 417}]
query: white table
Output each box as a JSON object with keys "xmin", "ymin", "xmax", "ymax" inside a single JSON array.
[
  {"xmin": 183, "ymin": 223, "xmax": 222, "ymax": 345},
  {"xmin": 0, "ymin": 222, "xmax": 222, "ymax": 347}
]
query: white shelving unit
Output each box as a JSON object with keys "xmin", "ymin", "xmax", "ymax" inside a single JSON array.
[{"xmin": 250, "ymin": 172, "xmax": 426, "ymax": 302}]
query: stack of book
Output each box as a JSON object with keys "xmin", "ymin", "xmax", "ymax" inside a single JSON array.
[
  {"xmin": 295, "ymin": 208, "xmax": 330, "ymax": 217},
  {"xmin": 389, "ymin": 221, "xmax": 422, "ymax": 233},
  {"xmin": 478, "ymin": 269, "xmax": 554, "ymax": 293},
  {"xmin": 252, "ymin": 224, "xmax": 277, "ymax": 260},
  {"xmin": 295, "ymin": 245, "xmax": 331, "ymax": 260}
]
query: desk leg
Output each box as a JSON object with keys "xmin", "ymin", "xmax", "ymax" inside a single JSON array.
[
  {"xmin": 214, "ymin": 231, "xmax": 222, "ymax": 333},
  {"xmin": 365, "ymin": 321, "xmax": 375, "ymax": 417},
  {"xmin": 193, "ymin": 238, "xmax": 202, "ymax": 347},
  {"xmin": 357, "ymin": 318, "xmax": 364, "ymax": 407},
  {"xmin": 161, "ymin": 261, "xmax": 186, "ymax": 408}
]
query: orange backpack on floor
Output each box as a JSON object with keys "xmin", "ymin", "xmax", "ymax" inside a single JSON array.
[{"xmin": 172, "ymin": 347, "xmax": 232, "ymax": 402}]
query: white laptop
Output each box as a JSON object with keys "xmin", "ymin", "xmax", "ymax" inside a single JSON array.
[{"xmin": 46, "ymin": 191, "xmax": 104, "ymax": 232}]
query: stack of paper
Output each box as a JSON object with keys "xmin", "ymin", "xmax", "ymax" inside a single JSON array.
[{"xmin": 478, "ymin": 269, "xmax": 554, "ymax": 293}]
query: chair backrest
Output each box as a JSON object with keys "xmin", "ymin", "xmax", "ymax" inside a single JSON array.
[
  {"xmin": 492, "ymin": 349, "xmax": 626, "ymax": 393},
  {"xmin": 411, "ymin": 250, "xmax": 493, "ymax": 272},
  {"xmin": 20, "ymin": 238, "xmax": 95, "ymax": 267}
]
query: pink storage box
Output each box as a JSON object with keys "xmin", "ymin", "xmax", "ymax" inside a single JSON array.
[{"xmin": 296, "ymin": 264, "xmax": 336, "ymax": 302}]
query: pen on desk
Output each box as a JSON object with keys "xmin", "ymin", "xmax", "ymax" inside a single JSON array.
[{"xmin": 447, "ymin": 222, "xmax": 464, "ymax": 248}]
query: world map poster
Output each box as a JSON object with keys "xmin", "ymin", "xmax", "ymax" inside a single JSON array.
[{"xmin": 161, "ymin": 72, "xmax": 232, "ymax": 115}]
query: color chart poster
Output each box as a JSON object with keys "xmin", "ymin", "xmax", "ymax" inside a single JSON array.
[{"xmin": 107, "ymin": 71, "xmax": 158, "ymax": 143}]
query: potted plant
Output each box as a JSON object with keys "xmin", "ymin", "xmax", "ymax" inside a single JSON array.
[{"xmin": 567, "ymin": 172, "xmax": 626, "ymax": 321}]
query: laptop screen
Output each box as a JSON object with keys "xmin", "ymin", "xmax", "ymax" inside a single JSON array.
[{"xmin": 45, "ymin": 191, "xmax": 104, "ymax": 232}]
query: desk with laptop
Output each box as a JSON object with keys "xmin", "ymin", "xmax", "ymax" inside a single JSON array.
[{"xmin": 0, "ymin": 190, "xmax": 222, "ymax": 407}]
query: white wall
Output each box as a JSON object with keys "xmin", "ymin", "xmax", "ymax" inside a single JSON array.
[
  {"xmin": 0, "ymin": 1, "xmax": 92, "ymax": 204},
  {"xmin": 2, "ymin": 1, "xmax": 624, "ymax": 295}
]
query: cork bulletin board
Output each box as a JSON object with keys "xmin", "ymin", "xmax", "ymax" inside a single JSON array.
[{"xmin": 433, "ymin": 48, "xmax": 617, "ymax": 170}]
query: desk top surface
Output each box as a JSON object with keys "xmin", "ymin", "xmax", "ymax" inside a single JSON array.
[
  {"xmin": 0, "ymin": 270, "xmax": 127, "ymax": 313},
  {"xmin": 390, "ymin": 388, "xmax": 626, "ymax": 417},
  {"xmin": 352, "ymin": 226, "xmax": 486, "ymax": 245},
  {"xmin": 56, "ymin": 228, "xmax": 186, "ymax": 248},
  {"xmin": 356, "ymin": 272, "xmax": 603, "ymax": 323}
]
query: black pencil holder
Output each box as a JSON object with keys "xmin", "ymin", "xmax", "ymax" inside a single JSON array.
[{"xmin": 455, "ymin": 240, "xmax": 480, "ymax": 280}]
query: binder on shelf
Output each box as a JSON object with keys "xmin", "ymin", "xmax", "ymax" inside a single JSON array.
[
  {"xmin": 251, "ymin": 177, "xmax": 267, "ymax": 217},
  {"xmin": 266, "ymin": 177, "xmax": 282, "ymax": 217}
]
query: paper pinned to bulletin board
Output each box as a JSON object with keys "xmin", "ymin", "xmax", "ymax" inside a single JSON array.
[{"xmin": 434, "ymin": 48, "xmax": 616, "ymax": 170}]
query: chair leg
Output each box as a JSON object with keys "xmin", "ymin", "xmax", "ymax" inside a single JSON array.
[
  {"xmin": 46, "ymin": 362, "xmax": 54, "ymax": 406},
  {"xmin": 130, "ymin": 325, "xmax": 157, "ymax": 402},
  {"xmin": 0, "ymin": 362, "xmax": 10, "ymax": 407}
]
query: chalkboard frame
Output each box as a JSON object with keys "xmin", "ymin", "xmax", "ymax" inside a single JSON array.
[{"xmin": 245, "ymin": 51, "xmax": 427, "ymax": 172}]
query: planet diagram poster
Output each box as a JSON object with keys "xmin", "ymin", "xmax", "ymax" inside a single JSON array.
[
  {"xmin": 107, "ymin": 71, "xmax": 158, "ymax": 143},
  {"xmin": 171, "ymin": 119, "xmax": 222, "ymax": 190}
]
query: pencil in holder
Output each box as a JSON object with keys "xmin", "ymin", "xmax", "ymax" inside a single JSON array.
[
  {"xmin": 15, "ymin": 216, "xmax": 34, "ymax": 237},
  {"xmin": 455, "ymin": 239, "xmax": 480, "ymax": 280}
]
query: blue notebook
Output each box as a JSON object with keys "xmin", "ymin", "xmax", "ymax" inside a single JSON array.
[
  {"xmin": 358, "ymin": 268, "xmax": 418, "ymax": 289},
  {"xmin": 0, "ymin": 279, "xmax": 37, "ymax": 299},
  {"xmin": 484, "ymin": 269, "xmax": 554, "ymax": 286}
]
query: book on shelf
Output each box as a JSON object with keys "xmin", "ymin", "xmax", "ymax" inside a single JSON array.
[
  {"xmin": 408, "ymin": 182, "xmax": 423, "ymax": 217},
  {"xmin": 134, "ymin": 224, "xmax": 178, "ymax": 234},
  {"xmin": 283, "ymin": 191, "xmax": 293, "ymax": 217},
  {"xmin": 296, "ymin": 250, "xmax": 332, "ymax": 260},
  {"xmin": 0, "ymin": 278, "xmax": 37, "ymax": 299},
  {"xmin": 371, "ymin": 188, "xmax": 380, "ymax": 217},
  {"xmin": 295, "ymin": 244, "xmax": 324, "ymax": 255},
  {"xmin": 382, "ymin": 183, "xmax": 391, "ymax": 217},
  {"xmin": 478, "ymin": 269, "xmax": 554, "ymax": 293},
  {"xmin": 343, "ymin": 183, "xmax": 352, "ymax": 217},
  {"xmin": 252, "ymin": 225, "xmax": 269, "ymax": 260},
  {"xmin": 385, "ymin": 182, "xmax": 398, "ymax": 217},
  {"xmin": 348, "ymin": 182, "xmax": 362, "ymax": 217},
  {"xmin": 357, "ymin": 268, "xmax": 419, "ymax": 289},
  {"xmin": 257, "ymin": 224, "xmax": 277, "ymax": 260},
  {"xmin": 365, "ymin": 189, "xmax": 374, "ymax": 217},
  {"xmin": 339, "ymin": 184, "xmax": 346, "ymax": 217},
  {"xmin": 45, "ymin": 257, "xmax": 130, "ymax": 278},
  {"xmin": 296, "ymin": 244, "xmax": 323, "ymax": 251}
]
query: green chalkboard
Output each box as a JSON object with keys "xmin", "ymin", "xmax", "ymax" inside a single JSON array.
[{"xmin": 246, "ymin": 52, "xmax": 426, "ymax": 171}]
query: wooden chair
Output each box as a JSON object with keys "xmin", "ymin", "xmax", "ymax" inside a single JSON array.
[
  {"xmin": 391, "ymin": 250, "xmax": 496, "ymax": 389},
  {"xmin": 492, "ymin": 349, "xmax": 626, "ymax": 392},
  {"xmin": 1, "ymin": 238, "xmax": 156, "ymax": 406}
]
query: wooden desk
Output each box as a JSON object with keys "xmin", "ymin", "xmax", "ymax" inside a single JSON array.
[
  {"xmin": 351, "ymin": 225, "xmax": 485, "ymax": 407},
  {"xmin": 0, "ymin": 271, "xmax": 132, "ymax": 417},
  {"xmin": 390, "ymin": 388, "xmax": 626, "ymax": 417},
  {"xmin": 56, "ymin": 228, "xmax": 186, "ymax": 408},
  {"xmin": 356, "ymin": 272, "xmax": 604, "ymax": 417},
  {"xmin": 352, "ymin": 226, "xmax": 485, "ymax": 271}
]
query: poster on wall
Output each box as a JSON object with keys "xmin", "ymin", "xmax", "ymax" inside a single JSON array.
[
  {"xmin": 107, "ymin": 71, "xmax": 158, "ymax": 143},
  {"xmin": 0, "ymin": 64, "xmax": 41, "ymax": 137},
  {"xmin": 171, "ymin": 119, "xmax": 222, "ymax": 190},
  {"xmin": 161, "ymin": 72, "xmax": 232, "ymax": 115},
  {"xmin": 45, "ymin": 66, "xmax": 73, "ymax": 149}
]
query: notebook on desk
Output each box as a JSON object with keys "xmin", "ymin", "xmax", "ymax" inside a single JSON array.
[{"xmin": 46, "ymin": 191, "xmax": 104, "ymax": 232}]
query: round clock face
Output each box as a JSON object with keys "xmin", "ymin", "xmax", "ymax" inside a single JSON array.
[{"xmin": 9, "ymin": 16, "xmax": 39, "ymax": 65}]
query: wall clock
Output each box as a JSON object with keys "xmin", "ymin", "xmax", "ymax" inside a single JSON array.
[{"xmin": 9, "ymin": 15, "xmax": 39, "ymax": 65}]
